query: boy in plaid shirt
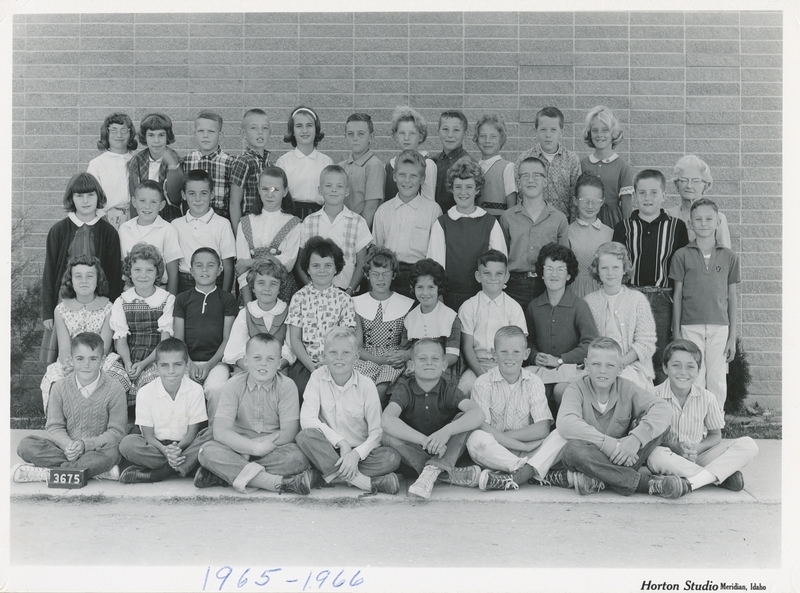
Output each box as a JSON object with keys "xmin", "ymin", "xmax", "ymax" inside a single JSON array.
[{"xmin": 230, "ymin": 109, "xmax": 272, "ymax": 234}]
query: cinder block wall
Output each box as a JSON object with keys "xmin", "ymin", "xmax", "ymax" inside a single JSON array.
[{"xmin": 11, "ymin": 11, "xmax": 782, "ymax": 409}]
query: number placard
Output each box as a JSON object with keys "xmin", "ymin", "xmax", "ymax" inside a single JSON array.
[{"xmin": 47, "ymin": 468, "xmax": 88, "ymax": 489}]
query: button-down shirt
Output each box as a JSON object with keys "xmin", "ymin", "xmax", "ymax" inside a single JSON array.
[
  {"xmin": 433, "ymin": 146, "xmax": 472, "ymax": 212},
  {"xmin": 135, "ymin": 376, "xmax": 207, "ymax": 441},
  {"xmin": 500, "ymin": 203, "xmax": 569, "ymax": 272},
  {"xmin": 526, "ymin": 289, "xmax": 599, "ymax": 364},
  {"xmin": 285, "ymin": 284, "xmax": 356, "ymax": 364},
  {"xmin": 340, "ymin": 150, "xmax": 385, "ymax": 214},
  {"xmin": 459, "ymin": 291, "xmax": 527, "ymax": 359},
  {"xmin": 301, "ymin": 367, "xmax": 383, "ymax": 460},
  {"xmin": 215, "ymin": 372, "xmax": 300, "ymax": 438},
  {"xmin": 230, "ymin": 148, "xmax": 272, "ymax": 217},
  {"xmin": 514, "ymin": 143, "xmax": 581, "ymax": 219},
  {"xmin": 650, "ymin": 381, "xmax": 725, "ymax": 448},
  {"xmin": 373, "ymin": 195, "xmax": 442, "ymax": 264},
  {"xmin": 171, "ymin": 208, "xmax": 236, "ymax": 273},
  {"xmin": 275, "ymin": 148, "xmax": 334, "ymax": 204},
  {"xmin": 87, "ymin": 150, "xmax": 133, "ymax": 212},
  {"xmin": 76, "ymin": 373, "xmax": 102, "ymax": 399},
  {"xmin": 183, "ymin": 147, "xmax": 236, "ymax": 217},
  {"xmin": 118, "ymin": 215, "xmax": 183, "ymax": 284},
  {"xmin": 427, "ymin": 206, "xmax": 507, "ymax": 268},
  {"xmin": 471, "ymin": 366, "xmax": 552, "ymax": 431}
]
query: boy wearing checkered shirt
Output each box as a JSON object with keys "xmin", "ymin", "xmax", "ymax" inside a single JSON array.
[{"xmin": 230, "ymin": 109, "xmax": 272, "ymax": 235}]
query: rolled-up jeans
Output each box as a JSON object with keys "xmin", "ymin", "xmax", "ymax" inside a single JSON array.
[
  {"xmin": 296, "ymin": 428, "xmax": 400, "ymax": 481},
  {"xmin": 381, "ymin": 422, "xmax": 471, "ymax": 477},
  {"xmin": 119, "ymin": 427, "xmax": 214, "ymax": 477}
]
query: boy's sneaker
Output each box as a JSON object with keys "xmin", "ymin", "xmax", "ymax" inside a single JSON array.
[
  {"xmin": 11, "ymin": 463, "xmax": 49, "ymax": 483},
  {"xmin": 279, "ymin": 469, "xmax": 314, "ymax": 495},
  {"xmin": 718, "ymin": 471, "xmax": 745, "ymax": 492},
  {"xmin": 193, "ymin": 466, "xmax": 227, "ymax": 489},
  {"xmin": 446, "ymin": 465, "xmax": 481, "ymax": 488},
  {"xmin": 535, "ymin": 468, "xmax": 571, "ymax": 489},
  {"xmin": 478, "ymin": 469, "xmax": 519, "ymax": 492},
  {"xmin": 119, "ymin": 465, "xmax": 154, "ymax": 485},
  {"xmin": 371, "ymin": 473, "xmax": 400, "ymax": 495},
  {"xmin": 571, "ymin": 472, "xmax": 605, "ymax": 495},
  {"xmin": 648, "ymin": 475, "xmax": 692, "ymax": 499},
  {"xmin": 93, "ymin": 465, "xmax": 120, "ymax": 481},
  {"xmin": 306, "ymin": 468, "xmax": 325, "ymax": 490},
  {"xmin": 408, "ymin": 465, "xmax": 442, "ymax": 499}
]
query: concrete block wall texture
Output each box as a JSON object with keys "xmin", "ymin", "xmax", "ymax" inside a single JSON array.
[{"xmin": 11, "ymin": 11, "xmax": 782, "ymax": 408}]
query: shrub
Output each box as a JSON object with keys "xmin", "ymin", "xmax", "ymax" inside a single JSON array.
[{"xmin": 725, "ymin": 338, "xmax": 751, "ymax": 415}]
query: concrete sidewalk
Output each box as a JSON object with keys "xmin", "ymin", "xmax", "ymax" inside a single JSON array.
[{"xmin": 9, "ymin": 429, "xmax": 781, "ymax": 505}]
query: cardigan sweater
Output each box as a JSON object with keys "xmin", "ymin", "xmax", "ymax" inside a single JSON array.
[{"xmin": 525, "ymin": 289, "xmax": 599, "ymax": 364}]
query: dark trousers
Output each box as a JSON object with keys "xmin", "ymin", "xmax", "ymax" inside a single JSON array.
[
  {"xmin": 506, "ymin": 272, "xmax": 545, "ymax": 312},
  {"xmin": 17, "ymin": 435, "xmax": 120, "ymax": 478},
  {"xmin": 296, "ymin": 428, "xmax": 400, "ymax": 480},
  {"xmin": 287, "ymin": 360, "xmax": 312, "ymax": 405},
  {"xmin": 632, "ymin": 288, "xmax": 673, "ymax": 385},
  {"xmin": 119, "ymin": 427, "xmax": 214, "ymax": 477},
  {"xmin": 381, "ymin": 431, "xmax": 470, "ymax": 477},
  {"xmin": 391, "ymin": 262, "xmax": 416, "ymax": 301}
]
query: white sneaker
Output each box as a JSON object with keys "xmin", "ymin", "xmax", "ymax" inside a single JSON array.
[
  {"xmin": 12, "ymin": 463, "xmax": 49, "ymax": 483},
  {"xmin": 93, "ymin": 465, "xmax": 120, "ymax": 481},
  {"xmin": 407, "ymin": 465, "xmax": 442, "ymax": 499}
]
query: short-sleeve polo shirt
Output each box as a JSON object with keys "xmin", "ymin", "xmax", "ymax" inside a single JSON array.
[
  {"xmin": 174, "ymin": 286, "xmax": 239, "ymax": 361},
  {"xmin": 387, "ymin": 376, "xmax": 467, "ymax": 436}
]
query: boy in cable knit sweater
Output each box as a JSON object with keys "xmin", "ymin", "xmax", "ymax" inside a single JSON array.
[{"xmin": 14, "ymin": 332, "xmax": 127, "ymax": 483}]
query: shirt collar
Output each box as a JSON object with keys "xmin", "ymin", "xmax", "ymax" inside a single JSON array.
[
  {"xmin": 76, "ymin": 372, "xmax": 102, "ymax": 395},
  {"xmin": 410, "ymin": 377, "xmax": 444, "ymax": 396},
  {"xmin": 447, "ymin": 206, "xmax": 488, "ymax": 220},
  {"xmin": 319, "ymin": 365, "xmax": 359, "ymax": 390},
  {"xmin": 197, "ymin": 146, "xmax": 222, "ymax": 160},
  {"xmin": 393, "ymin": 194, "xmax": 423, "ymax": 209},
  {"xmin": 576, "ymin": 218, "xmax": 605, "ymax": 229},
  {"xmin": 531, "ymin": 143, "xmax": 564, "ymax": 157},
  {"xmin": 478, "ymin": 155, "xmax": 502, "ymax": 168},
  {"xmin": 293, "ymin": 147, "xmax": 318, "ymax": 159},
  {"xmin": 245, "ymin": 147, "xmax": 270, "ymax": 162},
  {"xmin": 246, "ymin": 299, "xmax": 285, "ymax": 318},
  {"xmin": 536, "ymin": 289, "xmax": 576, "ymax": 308},
  {"xmin": 478, "ymin": 291, "xmax": 506, "ymax": 307},
  {"xmin": 686, "ymin": 239, "xmax": 722, "ymax": 251},
  {"xmin": 186, "ymin": 209, "xmax": 215, "ymax": 223},
  {"xmin": 346, "ymin": 150, "xmax": 374, "ymax": 166},
  {"xmin": 632, "ymin": 209, "xmax": 669, "ymax": 225},
  {"xmin": 587, "ymin": 153, "xmax": 619, "ymax": 164},
  {"xmin": 154, "ymin": 375, "xmax": 193, "ymax": 399},
  {"xmin": 246, "ymin": 373, "xmax": 277, "ymax": 392},
  {"xmin": 68, "ymin": 212, "xmax": 101, "ymax": 227}
]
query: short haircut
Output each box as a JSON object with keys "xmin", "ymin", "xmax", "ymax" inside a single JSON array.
[
  {"xmin": 190, "ymin": 247, "xmax": 221, "ymax": 267},
  {"xmin": 182, "ymin": 168, "xmax": 213, "ymax": 193},
  {"xmin": 536, "ymin": 243, "xmax": 579, "ymax": 287},
  {"xmin": 438, "ymin": 110, "xmax": 468, "ymax": 131},
  {"xmin": 97, "ymin": 112, "xmax": 138, "ymax": 152},
  {"xmin": 672, "ymin": 154, "xmax": 713, "ymax": 190},
  {"xmin": 493, "ymin": 325, "xmax": 527, "ymax": 349},
  {"xmin": 391, "ymin": 105, "xmax": 428, "ymax": 142},
  {"xmin": 473, "ymin": 112, "xmax": 508, "ymax": 148},
  {"xmin": 587, "ymin": 336, "xmax": 622, "ymax": 357},
  {"xmin": 346, "ymin": 112, "xmax": 374, "ymax": 134},
  {"xmin": 284, "ymin": 105, "xmax": 324, "ymax": 147},
  {"xmin": 247, "ymin": 257, "xmax": 288, "ymax": 292},
  {"xmin": 135, "ymin": 179, "xmax": 166, "ymax": 202},
  {"xmin": 155, "ymin": 337, "xmax": 189, "ymax": 362},
  {"xmin": 477, "ymin": 249, "xmax": 508, "ymax": 270},
  {"xmin": 535, "ymin": 106, "xmax": 565, "ymax": 129},
  {"xmin": 246, "ymin": 332, "xmax": 280, "ymax": 352},
  {"xmin": 195, "ymin": 110, "xmax": 223, "ymax": 129},
  {"xmin": 60, "ymin": 255, "xmax": 109, "ymax": 300},
  {"xmin": 516, "ymin": 156, "xmax": 548, "ymax": 179},
  {"xmin": 71, "ymin": 331, "xmax": 104, "ymax": 354},
  {"xmin": 320, "ymin": 164, "xmax": 348, "ymax": 186},
  {"xmin": 324, "ymin": 325, "xmax": 359, "ymax": 350},
  {"xmin": 446, "ymin": 157, "xmax": 484, "ymax": 195},
  {"xmin": 123, "ymin": 242, "xmax": 166, "ymax": 285},
  {"xmin": 634, "ymin": 169, "xmax": 666, "ymax": 192},
  {"xmin": 411, "ymin": 337, "xmax": 446, "ymax": 357},
  {"xmin": 63, "ymin": 172, "xmax": 108, "ymax": 211},
  {"xmin": 300, "ymin": 236, "xmax": 345, "ymax": 275},
  {"xmin": 395, "ymin": 149, "xmax": 427, "ymax": 178},
  {"xmin": 410, "ymin": 258, "xmax": 447, "ymax": 295},
  {"xmin": 589, "ymin": 241, "xmax": 633, "ymax": 283},
  {"xmin": 243, "ymin": 108, "xmax": 268, "ymax": 120},
  {"xmin": 362, "ymin": 245, "xmax": 400, "ymax": 277},
  {"xmin": 689, "ymin": 197, "xmax": 719, "ymax": 215},
  {"xmin": 574, "ymin": 171, "xmax": 605, "ymax": 199},
  {"xmin": 253, "ymin": 165, "xmax": 293, "ymax": 215},
  {"xmin": 138, "ymin": 112, "xmax": 175, "ymax": 145},
  {"xmin": 583, "ymin": 105, "xmax": 623, "ymax": 149},
  {"xmin": 663, "ymin": 339, "xmax": 703, "ymax": 367}
]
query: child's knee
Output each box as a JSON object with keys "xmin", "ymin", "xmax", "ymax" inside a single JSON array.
[
  {"xmin": 737, "ymin": 436, "xmax": 759, "ymax": 460},
  {"xmin": 466, "ymin": 429, "xmax": 494, "ymax": 455}
]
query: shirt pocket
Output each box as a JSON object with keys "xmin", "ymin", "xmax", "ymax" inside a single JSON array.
[{"xmin": 411, "ymin": 225, "xmax": 431, "ymax": 248}]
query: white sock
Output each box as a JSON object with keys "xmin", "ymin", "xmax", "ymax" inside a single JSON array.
[
  {"xmin": 249, "ymin": 470, "xmax": 282, "ymax": 492},
  {"xmin": 688, "ymin": 469, "xmax": 717, "ymax": 490},
  {"xmin": 347, "ymin": 471, "xmax": 371, "ymax": 491}
]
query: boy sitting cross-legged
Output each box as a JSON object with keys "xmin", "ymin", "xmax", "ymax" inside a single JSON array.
[
  {"xmin": 118, "ymin": 338, "xmax": 213, "ymax": 484},
  {"xmin": 296, "ymin": 327, "xmax": 402, "ymax": 495},
  {"xmin": 646, "ymin": 339, "xmax": 758, "ymax": 493},
  {"xmin": 381, "ymin": 338, "xmax": 485, "ymax": 499},
  {"xmin": 465, "ymin": 326, "xmax": 553, "ymax": 491},
  {"xmin": 14, "ymin": 332, "xmax": 126, "ymax": 483},
  {"xmin": 195, "ymin": 333, "xmax": 318, "ymax": 494},
  {"xmin": 555, "ymin": 337, "xmax": 691, "ymax": 499}
]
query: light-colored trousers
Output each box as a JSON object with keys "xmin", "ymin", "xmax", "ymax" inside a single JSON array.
[
  {"xmin": 190, "ymin": 361, "xmax": 230, "ymax": 423},
  {"xmin": 646, "ymin": 437, "xmax": 758, "ymax": 483},
  {"xmin": 681, "ymin": 323, "xmax": 729, "ymax": 409},
  {"xmin": 466, "ymin": 429, "xmax": 568, "ymax": 478}
]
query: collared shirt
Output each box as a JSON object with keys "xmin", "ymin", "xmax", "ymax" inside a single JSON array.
[
  {"xmin": 471, "ymin": 366, "xmax": 552, "ymax": 431},
  {"xmin": 135, "ymin": 375, "xmax": 208, "ymax": 441},
  {"xmin": 174, "ymin": 285, "xmax": 239, "ymax": 361},
  {"xmin": 651, "ymin": 381, "xmax": 725, "ymax": 448},
  {"xmin": 301, "ymin": 367, "xmax": 383, "ymax": 460},
  {"xmin": 500, "ymin": 202, "xmax": 570, "ymax": 272},
  {"xmin": 230, "ymin": 148, "xmax": 272, "ymax": 216},
  {"xmin": 576, "ymin": 218, "xmax": 605, "ymax": 230},
  {"xmin": 526, "ymin": 289, "xmax": 599, "ymax": 364},
  {"xmin": 403, "ymin": 301, "xmax": 461, "ymax": 358},
  {"xmin": 147, "ymin": 155, "xmax": 163, "ymax": 182},
  {"xmin": 665, "ymin": 205, "xmax": 732, "ymax": 249},
  {"xmin": 458, "ymin": 291, "xmax": 527, "ymax": 359},
  {"xmin": 613, "ymin": 210, "xmax": 690, "ymax": 289},
  {"xmin": 372, "ymin": 195, "xmax": 442, "ymax": 264},
  {"xmin": 215, "ymin": 372, "xmax": 300, "ymax": 438},
  {"xmin": 340, "ymin": 150, "xmax": 385, "ymax": 214},
  {"xmin": 87, "ymin": 150, "xmax": 133, "ymax": 212},
  {"xmin": 300, "ymin": 206, "xmax": 373, "ymax": 289},
  {"xmin": 76, "ymin": 372, "xmax": 102, "ymax": 399},
  {"xmin": 386, "ymin": 153, "xmax": 438, "ymax": 202},
  {"xmin": 235, "ymin": 211, "xmax": 302, "ymax": 288},
  {"xmin": 427, "ymin": 207, "xmax": 507, "ymax": 268},
  {"xmin": 387, "ymin": 375, "xmax": 467, "ymax": 437},
  {"xmin": 275, "ymin": 148, "xmax": 334, "ymax": 204},
  {"xmin": 285, "ymin": 284, "xmax": 356, "ymax": 363},
  {"xmin": 669, "ymin": 241, "xmax": 741, "ymax": 326},
  {"xmin": 433, "ymin": 146, "xmax": 472, "ymax": 212},
  {"xmin": 171, "ymin": 209, "xmax": 236, "ymax": 273},
  {"xmin": 223, "ymin": 300, "xmax": 288, "ymax": 365},
  {"xmin": 183, "ymin": 147, "xmax": 236, "ymax": 217},
  {"xmin": 68, "ymin": 213, "xmax": 102, "ymax": 227},
  {"xmin": 514, "ymin": 143, "xmax": 581, "ymax": 219},
  {"xmin": 110, "ymin": 286, "xmax": 175, "ymax": 339},
  {"xmin": 118, "ymin": 215, "xmax": 183, "ymax": 283}
]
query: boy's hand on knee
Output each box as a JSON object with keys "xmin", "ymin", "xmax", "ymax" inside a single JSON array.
[
  {"xmin": 610, "ymin": 436, "xmax": 640, "ymax": 466},
  {"xmin": 335, "ymin": 450, "xmax": 361, "ymax": 481}
]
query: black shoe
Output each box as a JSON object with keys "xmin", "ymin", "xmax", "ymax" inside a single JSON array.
[
  {"xmin": 119, "ymin": 465, "xmax": 154, "ymax": 485},
  {"xmin": 718, "ymin": 471, "xmax": 745, "ymax": 492},
  {"xmin": 193, "ymin": 467, "xmax": 227, "ymax": 489},
  {"xmin": 279, "ymin": 469, "xmax": 313, "ymax": 495}
]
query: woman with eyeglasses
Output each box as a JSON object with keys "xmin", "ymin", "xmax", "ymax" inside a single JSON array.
[
  {"xmin": 568, "ymin": 173, "xmax": 614, "ymax": 299},
  {"xmin": 667, "ymin": 155, "xmax": 731, "ymax": 248}
]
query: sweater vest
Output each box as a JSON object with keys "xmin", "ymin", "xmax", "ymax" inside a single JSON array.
[
  {"xmin": 440, "ymin": 213, "xmax": 495, "ymax": 294},
  {"xmin": 478, "ymin": 158, "xmax": 513, "ymax": 217}
]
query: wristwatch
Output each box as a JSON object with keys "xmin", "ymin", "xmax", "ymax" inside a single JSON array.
[{"xmin": 557, "ymin": 358, "xmax": 563, "ymax": 367}]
